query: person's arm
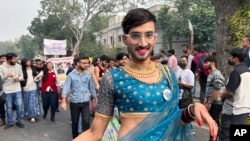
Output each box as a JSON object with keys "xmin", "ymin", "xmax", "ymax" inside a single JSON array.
[
  {"xmin": 0, "ymin": 66, "xmax": 8, "ymax": 81},
  {"xmin": 88, "ymin": 75, "xmax": 97, "ymax": 109},
  {"xmin": 189, "ymin": 103, "xmax": 218, "ymax": 141},
  {"xmin": 179, "ymin": 70, "xmax": 194, "ymax": 89},
  {"xmin": 221, "ymin": 70, "xmax": 240, "ymax": 101},
  {"xmin": 179, "ymin": 81, "xmax": 193, "ymax": 89},
  {"xmin": 34, "ymin": 71, "xmax": 43, "ymax": 81},
  {"xmin": 61, "ymin": 74, "xmax": 72, "ymax": 111},
  {"xmin": 94, "ymin": 66, "xmax": 102, "ymax": 82},
  {"xmin": 73, "ymin": 117, "xmax": 109, "ymax": 141},
  {"xmin": 88, "ymin": 68, "xmax": 100, "ymax": 92},
  {"xmin": 167, "ymin": 57, "xmax": 174, "ymax": 69},
  {"xmin": 207, "ymin": 75, "xmax": 225, "ymax": 103},
  {"xmin": 190, "ymin": 30, "xmax": 194, "ymax": 52},
  {"xmin": 74, "ymin": 72, "xmax": 115, "ymax": 141}
]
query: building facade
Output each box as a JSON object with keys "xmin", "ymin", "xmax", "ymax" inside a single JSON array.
[{"xmin": 94, "ymin": 5, "xmax": 208, "ymax": 57}]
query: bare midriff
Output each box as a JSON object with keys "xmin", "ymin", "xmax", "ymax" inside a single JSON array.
[{"xmin": 118, "ymin": 115, "xmax": 148, "ymax": 139}]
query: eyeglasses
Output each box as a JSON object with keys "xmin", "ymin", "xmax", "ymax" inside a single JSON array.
[{"xmin": 125, "ymin": 32, "xmax": 157, "ymax": 44}]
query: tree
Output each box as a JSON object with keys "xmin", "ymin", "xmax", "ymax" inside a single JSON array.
[
  {"xmin": 28, "ymin": 15, "xmax": 76, "ymax": 55},
  {"xmin": 0, "ymin": 41, "xmax": 19, "ymax": 55},
  {"xmin": 16, "ymin": 35, "xmax": 38, "ymax": 60},
  {"xmin": 157, "ymin": 0, "xmax": 215, "ymax": 51},
  {"xmin": 228, "ymin": 5, "xmax": 250, "ymax": 46},
  {"xmin": 188, "ymin": 6, "xmax": 216, "ymax": 51},
  {"xmin": 210, "ymin": 0, "xmax": 250, "ymax": 77},
  {"xmin": 37, "ymin": 0, "xmax": 167, "ymax": 56}
]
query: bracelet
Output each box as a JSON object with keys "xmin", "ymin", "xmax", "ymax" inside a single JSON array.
[
  {"xmin": 181, "ymin": 105, "xmax": 195, "ymax": 123},
  {"xmin": 188, "ymin": 104, "xmax": 196, "ymax": 119}
]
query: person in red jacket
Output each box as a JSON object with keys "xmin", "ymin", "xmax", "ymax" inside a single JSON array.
[{"xmin": 35, "ymin": 62, "xmax": 61, "ymax": 123}]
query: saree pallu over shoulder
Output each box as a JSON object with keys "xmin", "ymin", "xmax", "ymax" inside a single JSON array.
[{"xmin": 120, "ymin": 64, "xmax": 194, "ymax": 141}]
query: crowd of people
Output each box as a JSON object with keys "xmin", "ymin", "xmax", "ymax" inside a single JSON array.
[{"xmin": 0, "ymin": 8, "xmax": 250, "ymax": 141}]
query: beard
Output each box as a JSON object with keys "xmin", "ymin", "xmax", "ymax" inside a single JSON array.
[
  {"xmin": 10, "ymin": 61, "xmax": 16, "ymax": 65},
  {"xmin": 227, "ymin": 59, "xmax": 234, "ymax": 66},
  {"xmin": 78, "ymin": 66, "xmax": 87, "ymax": 71},
  {"xmin": 206, "ymin": 64, "xmax": 212, "ymax": 70},
  {"xmin": 182, "ymin": 50, "xmax": 188, "ymax": 54}
]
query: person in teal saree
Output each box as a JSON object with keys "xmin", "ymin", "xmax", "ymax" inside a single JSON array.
[{"xmin": 73, "ymin": 8, "xmax": 218, "ymax": 141}]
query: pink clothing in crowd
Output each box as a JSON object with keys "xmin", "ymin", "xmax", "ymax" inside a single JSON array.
[{"xmin": 168, "ymin": 55, "xmax": 178, "ymax": 72}]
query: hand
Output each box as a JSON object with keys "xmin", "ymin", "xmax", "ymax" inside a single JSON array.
[
  {"xmin": 66, "ymin": 97, "xmax": 70, "ymax": 103},
  {"xmin": 61, "ymin": 102, "xmax": 67, "ymax": 111},
  {"xmin": 13, "ymin": 76, "xmax": 19, "ymax": 82},
  {"xmin": 7, "ymin": 73, "xmax": 14, "ymax": 78},
  {"xmin": 90, "ymin": 98, "xmax": 97, "ymax": 113},
  {"xmin": 192, "ymin": 103, "xmax": 218, "ymax": 141}
]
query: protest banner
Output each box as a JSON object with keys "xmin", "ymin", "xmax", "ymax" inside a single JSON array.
[
  {"xmin": 43, "ymin": 39, "xmax": 67, "ymax": 55},
  {"xmin": 47, "ymin": 57, "xmax": 74, "ymax": 84}
]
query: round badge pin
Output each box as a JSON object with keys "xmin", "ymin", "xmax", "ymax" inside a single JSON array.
[{"xmin": 163, "ymin": 89, "xmax": 172, "ymax": 101}]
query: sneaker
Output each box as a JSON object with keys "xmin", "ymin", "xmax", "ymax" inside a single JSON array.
[
  {"xmin": 51, "ymin": 119, "xmax": 56, "ymax": 124},
  {"xmin": 191, "ymin": 129, "xmax": 195, "ymax": 135},
  {"xmin": 16, "ymin": 122, "xmax": 25, "ymax": 128},
  {"xmin": 4, "ymin": 124, "xmax": 14, "ymax": 130},
  {"xmin": 30, "ymin": 118, "xmax": 36, "ymax": 123}
]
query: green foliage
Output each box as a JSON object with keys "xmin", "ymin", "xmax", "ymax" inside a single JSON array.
[
  {"xmin": 188, "ymin": 7, "xmax": 216, "ymax": 50},
  {"xmin": 157, "ymin": 0, "xmax": 216, "ymax": 51},
  {"xmin": 79, "ymin": 31, "xmax": 104, "ymax": 58},
  {"xmin": 0, "ymin": 41, "xmax": 19, "ymax": 55},
  {"xmin": 16, "ymin": 35, "xmax": 38, "ymax": 59},
  {"xmin": 78, "ymin": 16, "xmax": 110, "ymax": 58},
  {"xmin": 28, "ymin": 14, "xmax": 76, "ymax": 55},
  {"xmin": 102, "ymin": 45, "xmax": 127, "ymax": 58},
  {"xmin": 228, "ymin": 6, "xmax": 250, "ymax": 46}
]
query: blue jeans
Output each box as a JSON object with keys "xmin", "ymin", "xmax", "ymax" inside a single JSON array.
[
  {"xmin": 219, "ymin": 113, "xmax": 249, "ymax": 141},
  {"xmin": 5, "ymin": 91, "xmax": 23, "ymax": 124}
]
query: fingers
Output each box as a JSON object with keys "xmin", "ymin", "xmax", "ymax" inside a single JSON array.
[
  {"xmin": 208, "ymin": 120, "xmax": 218, "ymax": 141},
  {"xmin": 60, "ymin": 104, "xmax": 67, "ymax": 111},
  {"xmin": 194, "ymin": 103, "xmax": 218, "ymax": 141},
  {"xmin": 193, "ymin": 103, "xmax": 204, "ymax": 126}
]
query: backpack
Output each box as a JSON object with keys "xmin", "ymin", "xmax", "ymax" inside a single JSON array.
[{"xmin": 197, "ymin": 53, "xmax": 210, "ymax": 77}]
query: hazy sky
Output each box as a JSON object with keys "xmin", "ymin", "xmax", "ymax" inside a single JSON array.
[{"xmin": 0, "ymin": 0, "xmax": 40, "ymax": 41}]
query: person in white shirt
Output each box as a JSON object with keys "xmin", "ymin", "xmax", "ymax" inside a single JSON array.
[
  {"xmin": 0, "ymin": 53, "xmax": 24, "ymax": 129},
  {"xmin": 176, "ymin": 55, "xmax": 195, "ymax": 109}
]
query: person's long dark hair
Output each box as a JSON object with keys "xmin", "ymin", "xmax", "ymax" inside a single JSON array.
[
  {"xmin": 21, "ymin": 58, "xmax": 36, "ymax": 80},
  {"xmin": 42, "ymin": 62, "xmax": 53, "ymax": 82},
  {"xmin": 93, "ymin": 57, "xmax": 100, "ymax": 66}
]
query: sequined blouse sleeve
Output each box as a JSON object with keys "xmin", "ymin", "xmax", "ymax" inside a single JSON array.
[{"xmin": 96, "ymin": 72, "xmax": 115, "ymax": 117}]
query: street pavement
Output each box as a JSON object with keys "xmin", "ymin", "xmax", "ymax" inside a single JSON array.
[
  {"xmin": 0, "ymin": 81, "xmax": 211, "ymax": 141},
  {"xmin": 0, "ymin": 108, "xmax": 72, "ymax": 141},
  {"xmin": 0, "ymin": 106, "xmax": 211, "ymax": 141}
]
